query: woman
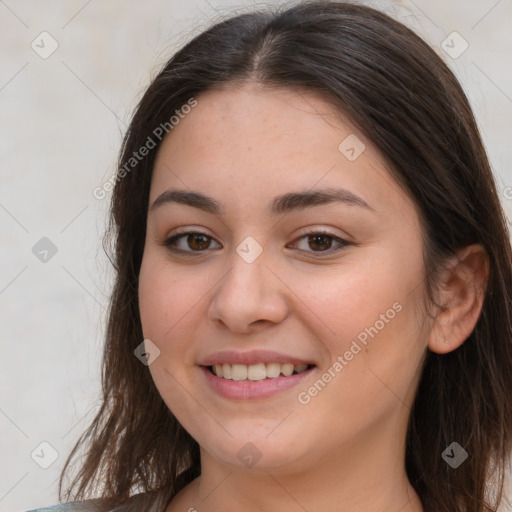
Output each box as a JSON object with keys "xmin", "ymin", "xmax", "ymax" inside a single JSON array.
[{"xmin": 29, "ymin": 1, "xmax": 512, "ymax": 511}]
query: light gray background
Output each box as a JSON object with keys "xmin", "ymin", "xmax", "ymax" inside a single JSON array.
[{"xmin": 1, "ymin": 1, "xmax": 511, "ymax": 511}]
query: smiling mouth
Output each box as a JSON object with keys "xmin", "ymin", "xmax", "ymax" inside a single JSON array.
[{"xmin": 208, "ymin": 362, "xmax": 314, "ymax": 381}]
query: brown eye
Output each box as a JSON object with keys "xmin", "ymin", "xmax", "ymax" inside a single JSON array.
[
  {"xmin": 187, "ymin": 233, "xmax": 211, "ymax": 250},
  {"xmin": 164, "ymin": 231, "xmax": 221, "ymax": 254},
  {"xmin": 290, "ymin": 231, "xmax": 349, "ymax": 255},
  {"xmin": 307, "ymin": 234, "xmax": 333, "ymax": 251}
]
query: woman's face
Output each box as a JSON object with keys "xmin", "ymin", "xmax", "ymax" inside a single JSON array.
[{"xmin": 138, "ymin": 83, "xmax": 431, "ymax": 473}]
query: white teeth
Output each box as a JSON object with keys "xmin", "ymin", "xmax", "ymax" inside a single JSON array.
[
  {"xmin": 248, "ymin": 363, "xmax": 266, "ymax": 381},
  {"xmin": 281, "ymin": 363, "xmax": 294, "ymax": 377},
  {"xmin": 266, "ymin": 362, "xmax": 281, "ymax": 378},
  {"xmin": 231, "ymin": 364, "xmax": 247, "ymax": 381},
  {"xmin": 222, "ymin": 363, "xmax": 231, "ymax": 379},
  {"xmin": 211, "ymin": 362, "xmax": 311, "ymax": 380}
]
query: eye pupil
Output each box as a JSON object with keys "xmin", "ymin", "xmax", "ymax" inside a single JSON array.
[
  {"xmin": 188, "ymin": 233, "xmax": 210, "ymax": 250},
  {"xmin": 308, "ymin": 234, "xmax": 332, "ymax": 251}
]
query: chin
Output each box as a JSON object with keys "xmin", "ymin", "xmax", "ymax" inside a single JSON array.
[{"xmin": 197, "ymin": 431, "xmax": 310, "ymax": 472}]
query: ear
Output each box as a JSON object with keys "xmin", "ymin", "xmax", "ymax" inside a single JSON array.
[{"xmin": 428, "ymin": 244, "xmax": 489, "ymax": 354}]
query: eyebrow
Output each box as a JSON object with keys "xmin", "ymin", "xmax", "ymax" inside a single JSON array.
[{"xmin": 149, "ymin": 187, "xmax": 376, "ymax": 215}]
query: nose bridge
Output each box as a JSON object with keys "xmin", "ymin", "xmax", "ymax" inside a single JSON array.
[{"xmin": 207, "ymin": 237, "xmax": 288, "ymax": 331}]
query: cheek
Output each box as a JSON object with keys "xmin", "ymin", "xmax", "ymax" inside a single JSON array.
[
  {"xmin": 138, "ymin": 255, "xmax": 207, "ymax": 418},
  {"xmin": 287, "ymin": 244, "xmax": 426, "ymax": 389},
  {"xmin": 283, "ymin": 250, "xmax": 416, "ymax": 343},
  {"xmin": 138, "ymin": 253, "xmax": 207, "ymax": 345}
]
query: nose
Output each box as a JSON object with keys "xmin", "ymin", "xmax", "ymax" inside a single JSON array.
[{"xmin": 207, "ymin": 248, "xmax": 289, "ymax": 334}]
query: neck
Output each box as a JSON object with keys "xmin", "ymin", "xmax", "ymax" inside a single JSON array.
[{"xmin": 168, "ymin": 413, "xmax": 424, "ymax": 512}]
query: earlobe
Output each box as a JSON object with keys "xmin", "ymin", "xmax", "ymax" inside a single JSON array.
[{"xmin": 427, "ymin": 244, "xmax": 489, "ymax": 355}]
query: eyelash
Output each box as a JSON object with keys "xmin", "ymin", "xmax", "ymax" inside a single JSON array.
[{"xmin": 162, "ymin": 229, "xmax": 350, "ymax": 257}]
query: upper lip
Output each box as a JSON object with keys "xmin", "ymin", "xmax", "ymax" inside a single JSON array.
[{"xmin": 199, "ymin": 350, "xmax": 315, "ymax": 367}]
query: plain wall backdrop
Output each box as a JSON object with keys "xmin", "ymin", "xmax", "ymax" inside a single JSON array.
[{"xmin": 1, "ymin": 0, "xmax": 511, "ymax": 511}]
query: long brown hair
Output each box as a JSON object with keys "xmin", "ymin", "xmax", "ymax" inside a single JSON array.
[{"xmin": 59, "ymin": 2, "xmax": 512, "ymax": 511}]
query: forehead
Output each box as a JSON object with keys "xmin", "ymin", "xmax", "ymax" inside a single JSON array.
[
  {"xmin": 165, "ymin": 83, "xmax": 351, "ymax": 155},
  {"xmin": 149, "ymin": 82, "xmax": 416, "ymax": 222}
]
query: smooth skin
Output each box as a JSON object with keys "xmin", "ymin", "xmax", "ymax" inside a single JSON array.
[{"xmin": 138, "ymin": 82, "xmax": 489, "ymax": 512}]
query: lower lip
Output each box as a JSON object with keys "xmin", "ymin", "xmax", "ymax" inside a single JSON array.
[{"xmin": 201, "ymin": 366, "xmax": 314, "ymax": 400}]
